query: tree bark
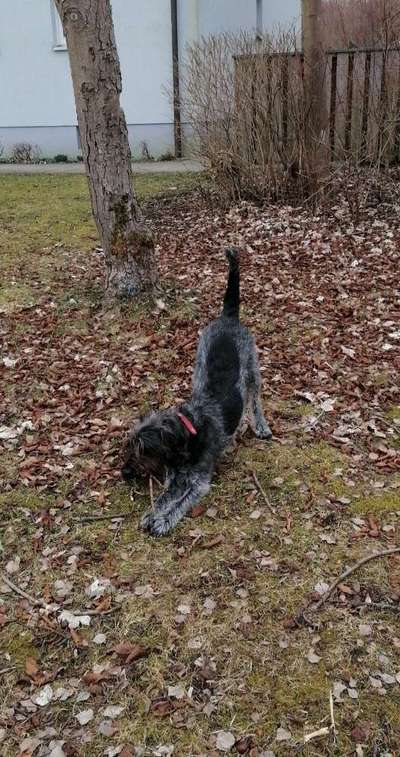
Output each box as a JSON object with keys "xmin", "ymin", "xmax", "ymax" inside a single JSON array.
[
  {"xmin": 54, "ymin": 0, "xmax": 157, "ymax": 300},
  {"xmin": 301, "ymin": 0, "xmax": 329, "ymax": 193}
]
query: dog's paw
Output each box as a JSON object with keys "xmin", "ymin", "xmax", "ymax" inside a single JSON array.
[
  {"xmin": 255, "ymin": 424, "xmax": 273, "ymax": 440},
  {"xmin": 139, "ymin": 510, "xmax": 172, "ymax": 536},
  {"xmin": 148, "ymin": 513, "xmax": 172, "ymax": 537},
  {"xmin": 139, "ymin": 510, "xmax": 154, "ymax": 531}
]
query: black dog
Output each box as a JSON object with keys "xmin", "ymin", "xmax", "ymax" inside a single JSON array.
[{"xmin": 122, "ymin": 249, "xmax": 272, "ymax": 536}]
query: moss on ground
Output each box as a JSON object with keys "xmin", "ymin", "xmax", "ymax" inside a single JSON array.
[
  {"xmin": 351, "ymin": 489, "xmax": 400, "ymax": 513},
  {"xmin": 240, "ymin": 439, "xmax": 351, "ymax": 506},
  {"xmin": 0, "ymin": 282, "xmax": 35, "ymax": 314},
  {"xmin": 0, "ymin": 489, "xmax": 56, "ymax": 512},
  {"xmin": 2, "ymin": 625, "xmax": 38, "ymax": 667}
]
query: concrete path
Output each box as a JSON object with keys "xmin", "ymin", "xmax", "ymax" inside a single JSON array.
[{"xmin": 0, "ymin": 159, "xmax": 203, "ymax": 175}]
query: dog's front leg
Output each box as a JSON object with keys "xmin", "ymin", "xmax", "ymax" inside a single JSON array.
[
  {"xmin": 139, "ymin": 472, "xmax": 184, "ymax": 532},
  {"xmin": 141, "ymin": 471, "xmax": 211, "ymax": 537}
]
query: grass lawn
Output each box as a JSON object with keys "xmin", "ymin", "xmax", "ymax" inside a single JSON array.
[{"xmin": 0, "ymin": 173, "xmax": 399, "ymax": 756}]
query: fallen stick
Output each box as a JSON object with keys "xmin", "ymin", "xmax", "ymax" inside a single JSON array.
[
  {"xmin": 251, "ymin": 471, "xmax": 276, "ymax": 515},
  {"xmin": 329, "ymin": 689, "xmax": 336, "ymax": 741},
  {"xmin": 312, "ymin": 547, "xmax": 400, "ymax": 611},
  {"xmin": 304, "ymin": 727, "xmax": 330, "ymax": 744},
  {"xmin": 80, "ymin": 606, "xmax": 121, "ymax": 617},
  {"xmin": 149, "ymin": 475, "xmax": 154, "ymax": 510},
  {"xmin": 1, "ymin": 573, "xmax": 46, "ymax": 609},
  {"xmin": 1, "ymin": 573, "xmax": 120, "ymax": 618},
  {"xmin": 75, "ymin": 511, "xmax": 134, "ymax": 523}
]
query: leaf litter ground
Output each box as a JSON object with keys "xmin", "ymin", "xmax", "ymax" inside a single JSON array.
[{"xmin": 0, "ymin": 172, "xmax": 399, "ymax": 756}]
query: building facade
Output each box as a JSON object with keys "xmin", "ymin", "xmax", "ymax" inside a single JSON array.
[{"xmin": 0, "ymin": 0, "xmax": 299, "ymax": 160}]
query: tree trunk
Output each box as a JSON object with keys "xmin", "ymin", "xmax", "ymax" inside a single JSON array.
[
  {"xmin": 54, "ymin": 0, "xmax": 157, "ymax": 300},
  {"xmin": 301, "ymin": 0, "xmax": 329, "ymax": 193}
]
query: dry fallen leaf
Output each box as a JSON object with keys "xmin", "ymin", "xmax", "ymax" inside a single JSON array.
[
  {"xmin": 25, "ymin": 657, "xmax": 39, "ymax": 679},
  {"xmin": 32, "ymin": 684, "xmax": 53, "ymax": 707},
  {"xmin": 276, "ymin": 726, "xmax": 292, "ymax": 742},
  {"xmin": 167, "ymin": 685, "xmax": 185, "ymax": 700},
  {"xmin": 215, "ymin": 731, "xmax": 235, "ymax": 752},
  {"xmin": 76, "ymin": 708, "xmax": 94, "ymax": 725},
  {"xmin": 103, "ymin": 704, "xmax": 125, "ymax": 719},
  {"xmin": 112, "ymin": 641, "xmax": 149, "ymax": 664}
]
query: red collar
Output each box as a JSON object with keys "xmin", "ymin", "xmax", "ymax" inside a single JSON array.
[{"xmin": 177, "ymin": 412, "xmax": 197, "ymax": 436}]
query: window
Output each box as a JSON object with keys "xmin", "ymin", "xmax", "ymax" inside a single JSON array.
[
  {"xmin": 51, "ymin": 1, "xmax": 67, "ymax": 50},
  {"xmin": 256, "ymin": 0, "xmax": 263, "ymax": 38}
]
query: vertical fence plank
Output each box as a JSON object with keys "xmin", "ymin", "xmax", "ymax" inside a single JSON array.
[
  {"xmin": 345, "ymin": 53, "xmax": 355, "ymax": 153},
  {"xmin": 377, "ymin": 51, "xmax": 387, "ymax": 162},
  {"xmin": 282, "ymin": 54, "xmax": 289, "ymax": 149},
  {"xmin": 250, "ymin": 57, "xmax": 258, "ymax": 162},
  {"xmin": 329, "ymin": 53, "xmax": 338, "ymax": 158},
  {"xmin": 361, "ymin": 52, "xmax": 372, "ymax": 158},
  {"xmin": 394, "ymin": 53, "xmax": 400, "ymax": 163}
]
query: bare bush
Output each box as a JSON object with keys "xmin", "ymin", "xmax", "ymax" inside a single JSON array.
[
  {"xmin": 11, "ymin": 142, "xmax": 41, "ymax": 163},
  {"xmin": 182, "ymin": 28, "xmax": 400, "ymax": 203},
  {"xmin": 183, "ymin": 30, "xmax": 332, "ymax": 202}
]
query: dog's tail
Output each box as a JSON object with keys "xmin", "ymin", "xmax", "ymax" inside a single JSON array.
[{"xmin": 222, "ymin": 248, "xmax": 240, "ymax": 319}]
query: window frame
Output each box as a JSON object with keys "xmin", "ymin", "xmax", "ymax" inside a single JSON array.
[{"xmin": 50, "ymin": 0, "xmax": 67, "ymax": 51}]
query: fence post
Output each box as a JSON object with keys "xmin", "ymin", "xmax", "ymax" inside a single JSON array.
[{"xmin": 301, "ymin": 0, "xmax": 329, "ymax": 191}]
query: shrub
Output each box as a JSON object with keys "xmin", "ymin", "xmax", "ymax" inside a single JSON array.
[
  {"xmin": 11, "ymin": 142, "xmax": 41, "ymax": 163},
  {"xmin": 54, "ymin": 154, "xmax": 69, "ymax": 163},
  {"xmin": 182, "ymin": 29, "xmax": 399, "ymax": 204},
  {"xmin": 182, "ymin": 30, "xmax": 315, "ymax": 203}
]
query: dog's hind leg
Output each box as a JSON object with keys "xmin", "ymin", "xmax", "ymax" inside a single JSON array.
[{"xmin": 247, "ymin": 353, "xmax": 273, "ymax": 440}]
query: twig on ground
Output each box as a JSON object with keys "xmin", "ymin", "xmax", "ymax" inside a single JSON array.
[
  {"xmin": 329, "ymin": 690, "xmax": 336, "ymax": 741},
  {"xmin": 251, "ymin": 471, "xmax": 276, "ymax": 515},
  {"xmin": 312, "ymin": 547, "xmax": 400, "ymax": 611},
  {"xmin": 1, "ymin": 573, "xmax": 121, "ymax": 618},
  {"xmin": 1, "ymin": 573, "xmax": 47, "ymax": 609},
  {"xmin": 74, "ymin": 511, "xmax": 134, "ymax": 523},
  {"xmin": 304, "ymin": 727, "xmax": 330, "ymax": 744},
  {"xmin": 149, "ymin": 475, "xmax": 154, "ymax": 511},
  {"xmin": 363, "ymin": 601, "xmax": 399, "ymax": 612},
  {"xmin": 79, "ymin": 606, "xmax": 121, "ymax": 617},
  {"xmin": 0, "ymin": 666, "xmax": 16, "ymax": 676}
]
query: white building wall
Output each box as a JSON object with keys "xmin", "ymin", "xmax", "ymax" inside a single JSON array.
[
  {"xmin": 0, "ymin": 0, "xmax": 300, "ymax": 159},
  {"xmin": 0, "ymin": 1, "xmax": 76, "ymax": 127},
  {"xmin": 263, "ymin": 0, "xmax": 300, "ymax": 29}
]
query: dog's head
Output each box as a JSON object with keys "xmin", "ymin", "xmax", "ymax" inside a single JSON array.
[{"xmin": 121, "ymin": 409, "xmax": 191, "ymax": 483}]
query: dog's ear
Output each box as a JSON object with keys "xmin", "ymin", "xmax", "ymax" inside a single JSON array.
[{"xmin": 160, "ymin": 415, "xmax": 191, "ymax": 461}]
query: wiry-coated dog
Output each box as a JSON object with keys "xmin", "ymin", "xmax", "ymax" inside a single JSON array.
[{"xmin": 121, "ymin": 249, "xmax": 272, "ymax": 536}]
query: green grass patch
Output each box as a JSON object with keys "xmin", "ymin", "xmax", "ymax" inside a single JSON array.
[
  {"xmin": 0, "ymin": 172, "xmax": 201, "ymax": 311},
  {"xmin": 351, "ymin": 489, "xmax": 400, "ymax": 514}
]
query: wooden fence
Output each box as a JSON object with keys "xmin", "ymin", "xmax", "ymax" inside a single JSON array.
[{"xmin": 235, "ymin": 47, "xmax": 400, "ymax": 165}]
